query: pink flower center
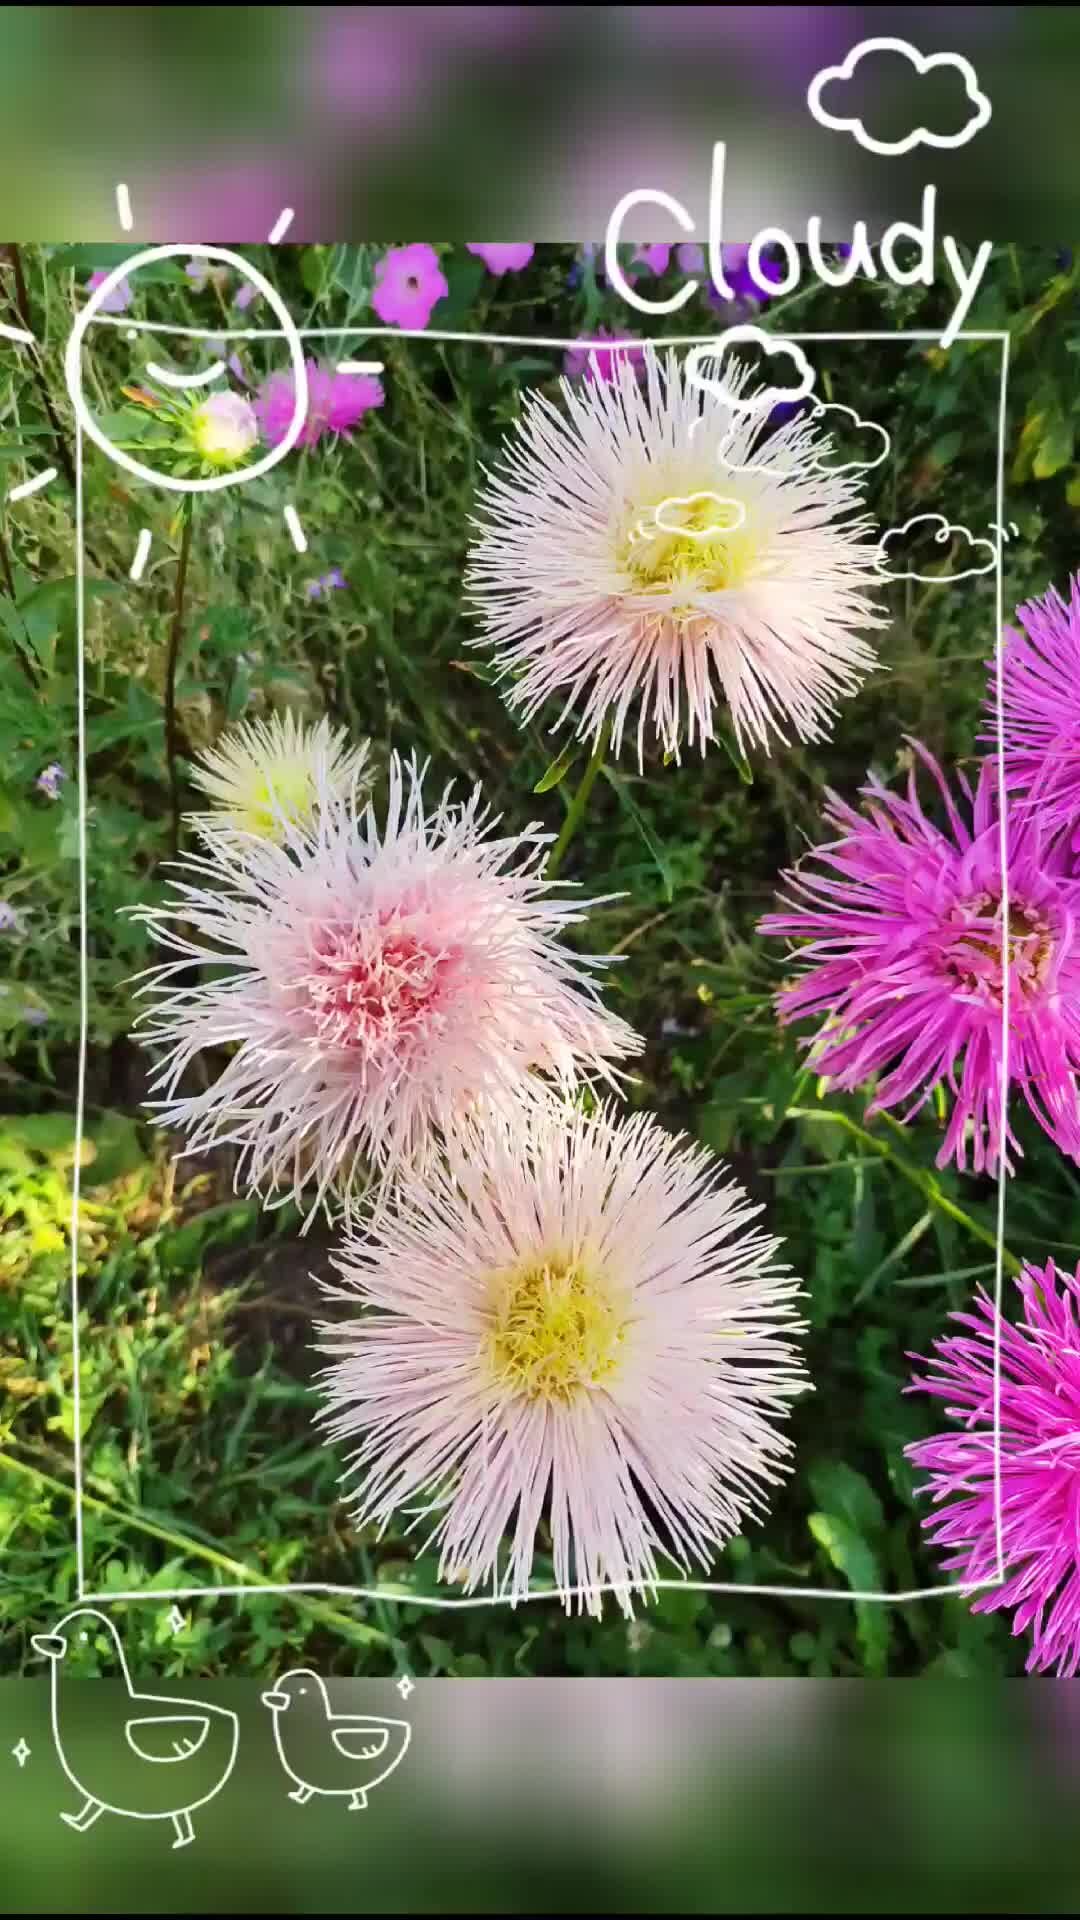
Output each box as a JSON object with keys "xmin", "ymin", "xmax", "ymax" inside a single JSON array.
[
  {"xmin": 303, "ymin": 918, "xmax": 454, "ymax": 1061},
  {"xmin": 941, "ymin": 894, "xmax": 1055, "ymax": 1005}
]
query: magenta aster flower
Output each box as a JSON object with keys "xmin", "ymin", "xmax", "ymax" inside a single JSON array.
[
  {"xmin": 467, "ymin": 243, "xmax": 535, "ymax": 275},
  {"xmin": 318, "ymin": 1101, "xmax": 807, "ymax": 1612},
  {"xmin": 133, "ymin": 755, "xmax": 641, "ymax": 1220},
  {"xmin": 371, "ymin": 244, "xmax": 448, "ymax": 330},
  {"xmin": 562, "ymin": 329, "xmax": 645, "ymax": 383},
  {"xmin": 761, "ymin": 743, "xmax": 1080, "ymax": 1176},
  {"xmin": 255, "ymin": 359, "xmax": 384, "ymax": 449},
  {"xmin": 908, "ymin": 1257, "xmax": 1080, "ymax": 1676},
  {"xmin": 994, "ymin": 574, "xmax": 1080, "ymax": 849},
  {"xmin": 86, "ymin": 270, "xmax": 131, "ymax": 315}
]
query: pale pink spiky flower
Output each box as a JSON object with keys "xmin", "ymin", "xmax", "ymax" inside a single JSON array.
[
  {"xmin": 317, "ymin": 1102, "xmax": 808, "ymax": 1613},
  {"xmin": 189, "ymin": 710, "xmax": 371, "ymax": 842},
  {"xmin": 131, "ymin": 756, "xmax": 641, "ymax": 1220},
  {"xmin": 466, "ymin": 346, "xmax": 886, "ymax": 767}
]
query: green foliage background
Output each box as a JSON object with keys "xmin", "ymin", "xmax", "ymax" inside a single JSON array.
[{"xmin": 2, "ymin": 240, "xmax": 1079, "ymax": 1680}]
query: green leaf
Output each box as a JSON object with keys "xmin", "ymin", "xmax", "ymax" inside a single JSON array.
[
  {"xmin": 1011, "ymin": 409, "xmax": 1046, "ymax": 486},
  {"xmin": 808, "ymin": 1461, "xmax": 885, "ymax": 1539},
  {"xmin": 84, "ymin": 1111, "xmax": 145, "ymax": 1186},
  {"xmin": 331, "ymin": 244, "xmax": 372, "ymax": 308},
  {"xmin": 930, "ymin": 430, "xmax": 963, "ymax": 468},
  {"xmin": 12, "ymin": 1111, "xmax": 77, "ymax": 1157},
  {"xmin": 717, "ymin": 726, "xmax": 754, "ymax": 785},
  {"xmin": 431, "ymin": 253, "xmax": 485, "ymax": 332},
  {"xmin": 1034, "ymin": 414, "xmax": 1075, "ymax": 480},
  {"xmin": 533, "ymin": 741, "xmax": 580, "ymax": 793},
  {"xmin": 808, "ymin": 1511, "xmax": 891, "ymax": 1674},
  {"xmin": 299, "ymin": 246, "xmax": 329, "ymax": 298}
]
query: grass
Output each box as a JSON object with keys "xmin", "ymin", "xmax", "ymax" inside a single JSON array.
[{"xmin": 2, "ymin": 239, "xmax": 1079, "ymax": 1677}]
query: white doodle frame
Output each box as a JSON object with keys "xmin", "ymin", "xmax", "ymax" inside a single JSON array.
[{"xmin": 60, "ymin": 318, "xmax": 1012, "ymax": 1620}]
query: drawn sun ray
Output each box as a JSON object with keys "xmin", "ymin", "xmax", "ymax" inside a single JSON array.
[
  {"xmin": 283, "ymin": 504, "xmax": 307, "ymax": 553},
  {"xmin": 130, "ymin": 529, "xmax": 152, "ymax": 581},
  {"xmin": 268, "ymin": 208, "xmax": 295, "ymax": 245},
  {"xmin": 144, "ymin": 359, "xmax": 226, "ymax": 392},
  {"xmin": 7, "ymin": 465, "xmax": 58, "ymax": 503}
]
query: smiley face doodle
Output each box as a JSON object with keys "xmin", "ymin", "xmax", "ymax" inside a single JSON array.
[{"xmin": 63, "ymin": 244, "xmax": 310, "ymax": 495}]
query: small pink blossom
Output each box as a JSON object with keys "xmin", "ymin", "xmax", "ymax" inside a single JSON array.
[
  {"xmin": 633, "ymin": 244, "xmax": 671, "ymax": 275},
  {"xmin": 255, "ymin": 360, "xmax": 384, "ymax": 450},
  {"xmin": 86, "ymin": 270, "xmax": 132, "ymax": 314},
  {"xmin": 466, "ymin": 243, "xmax": 535, "ymax": 275},
  {"xmin": 563, "ymin": 329, "xmax": 645, "ymax": 383},
  {"xmin": 371, "ymin": 244, "xmax": 448, "ymax": 331}
]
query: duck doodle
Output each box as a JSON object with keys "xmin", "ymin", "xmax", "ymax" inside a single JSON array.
[
  {"xmin": 33, "ymin": 1609, "xmax": 239, "ymax": 1850},
  {"xmin": 261, "ymin": 1670, "xmax": 411, "ymax": 1811}
]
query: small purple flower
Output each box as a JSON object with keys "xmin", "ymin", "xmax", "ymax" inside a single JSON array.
[
  {"xmin": 306, "ymin": 569, "xmax": 349, "ymax": 600},
  {"xmin": 86, "ymin": 271, "xmax": 132, "ymax": 315},
  {"xmin": 0, "ymin": 901, "xmax": 21, "ymax": 934},
  {"xmin": 234, "ymin": 282, "xmax": 258, "ymax": 312},
  {"xmin": 204, "ymin": 338, "xmax": 249, "ymax": 386},
  {"xmin": 185, "ymin": 258, "xmax": 212, "ymax": 293},
  {"xmin": 676, "ymin": 243, "xmax": 705, "ymax": 276},
  {"xmin": 673, "ymin": 241, "xmax": 785, "ymax": 307},
  {"xmin": 21, "ymin": 1006, "xmax": 47, "ymax": 1027},
  {"xmin": 36, "ymin": 763, "xmax": 64, "ymax": 800},
  {"xmin": 908, "ymin": 1256, "xmax": 1080, "ymax": 1676},
  {"xmin": 563, "ymin": 329, "xmax": 645, "ymax": 383},
  {"xmin": 711, "ymin": 244, "xmax": 787, "ymax": 307},
  {"xmin": 760, "ymin": 741, "xmax": 1080, "ymax": 1178}
]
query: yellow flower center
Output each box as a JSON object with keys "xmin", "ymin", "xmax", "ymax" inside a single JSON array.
[
  {"xmin": 624, "ymin": 492, "xmax": 754, "ymax": 600},
  {"xmin": 944, "ymin": 896, "xmax": 1056, "ymax": 1004},
  {"xmin": 235, "ymin": 765, "xmax": 317, "ymax": 838},
  {"xmin": 485, "ymin": 1253, "xmax": 629, "ymax": 1403}
]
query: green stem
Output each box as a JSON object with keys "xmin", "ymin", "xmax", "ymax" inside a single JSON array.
[
  {"xmin": 164, "ymin": 505, "xmax": 194, "ymax": 859},
  {"xmin": 546, "ymin": 721, "xmax": 611, "ymax": 880},
  {"xmin": 786, "ymin": 1107, "xmax": 1023, "ymax": 1279},
  {"xmin": 0, "ymin": 1444, "xmax": 396, "ymax": 1654}
]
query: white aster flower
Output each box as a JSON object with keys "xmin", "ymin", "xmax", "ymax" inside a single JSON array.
[
  {"xmin": 131, "ymin": 755, "xmax": 641, "ymax": 1220},
  {"xmin": 189, "ymin": 710, "xmax": 371, "ymax": 841},
  {"xmin": 466, "ymin": 346, "xmax": 887, "ymax": 765},
  {"xmin": 317, "ymin": 1101, "xmax": 808, "ymax": 1613}
]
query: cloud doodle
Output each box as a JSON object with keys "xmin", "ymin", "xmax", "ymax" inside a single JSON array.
[
  {"xmin": 807, "ymin": 37, "xmax": 991, "ymax": 156},
  {"xmin": 685, "ymin": 326, "xmax": 816, "ymax": 418},
  {"xmin": 875, "ymin": 514, "xmax": 997, "ymax": 583}
]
